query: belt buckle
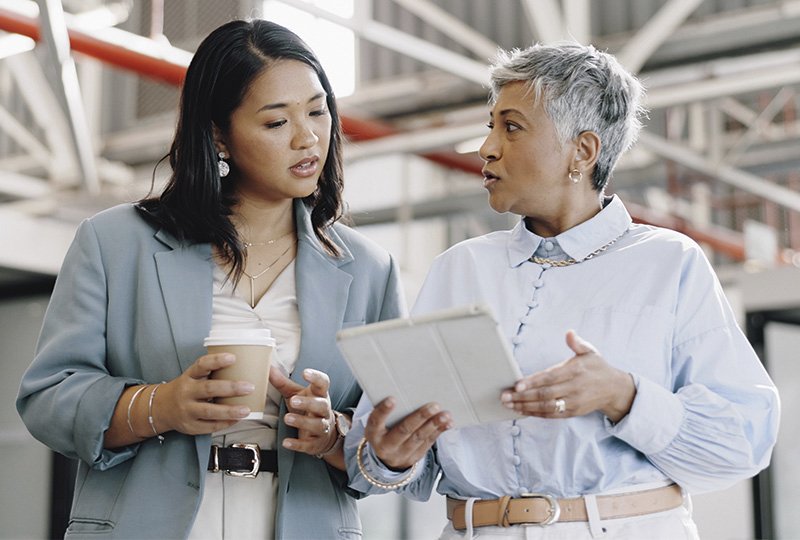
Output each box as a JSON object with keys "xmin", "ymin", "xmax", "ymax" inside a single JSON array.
[
  {"xmin": 227, "ymin": 443, "xmax": 261, "ymax": 478},
  {"xmin": 519, "ymin": 493, "xmax": 561, "ymax": 526}
]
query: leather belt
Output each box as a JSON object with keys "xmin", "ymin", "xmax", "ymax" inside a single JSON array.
[
  {"xmin": 207, "ymin": 443, "xmax": 277, "ymax": 478},
  {"xmin": 447, "ymin": 484, "xmax": 682, "ymax": 529}
]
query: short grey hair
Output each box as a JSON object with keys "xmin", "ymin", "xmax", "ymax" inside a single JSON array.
[{"xmin": 489, "ymin": 42, "xmax": 647, "ymax": 191}]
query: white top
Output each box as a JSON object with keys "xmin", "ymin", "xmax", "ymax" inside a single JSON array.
[{"xmin": 210, "ymin": 260, "xmax": 301, "ymax": 436}]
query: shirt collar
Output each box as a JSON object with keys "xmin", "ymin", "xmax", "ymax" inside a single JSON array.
[{"xmin": 506, "ymin": 195, "xmax": 632, "ymax": 267}]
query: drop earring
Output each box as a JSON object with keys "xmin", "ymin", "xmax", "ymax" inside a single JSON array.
[
  {"xmin": 217, "ymin": 151, "xmax": 230, "ymax": 178},
  {"xmin": 568, "ymin": 169, "xmax": 582, "ymax": 184}
]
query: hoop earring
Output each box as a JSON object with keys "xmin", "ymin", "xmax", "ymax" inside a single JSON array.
[
  {"xmin": 218, "ymin": 151, "xmax": 230, "ymax": 178},
  {"xmin": 568, "ymin": 169, "xmax": 582, "ymax": 184}
]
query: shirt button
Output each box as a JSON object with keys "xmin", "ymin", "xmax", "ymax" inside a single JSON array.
[
  {"xmin": 541, "ymin": 263, "xmax": 552, "ymax": 269},
  {"xmin": 527, "ymin": 301, "xmax": 539, "ymax": 309},
  {"xmin": 520, "ymin": 487, "xmax": 532, "ymax": 495},
  {"xmin": 544, "ymin": 241, "xmax": 554, "ymax": 251},
  {"xmin": 533, "ymin": 279, "xmax": 544, "ymax": 288},
  {"xmin": 512, "ymin": 455, "xmax": 521, "ymax": 466},
  {"xmin": 512, "ymin": 335, "xmax": 522, "ymax": 346},
  {"xmin": 510, "ymin": 425, "xmax": 521, "ymax": 436},
  {"xmin": 519, "ymin": 315, "xmax": 530, "ymax": 325}
]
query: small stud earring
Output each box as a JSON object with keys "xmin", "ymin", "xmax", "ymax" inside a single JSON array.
[
  {"xmin": 217, "ymin": 151, "xmax": 230, "ymax": 178},
  {"xmin": 568, "ymin": 169, "xmax": 582, "ymax": 184}
]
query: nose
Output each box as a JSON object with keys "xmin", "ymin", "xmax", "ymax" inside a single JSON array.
[
  {"xmin": 292, "ymin": 121, "xmax": 319, "ymax": 150},
  {"xmin": 478, "ymin": 131, "xmax": 499, "ymax": 162}
]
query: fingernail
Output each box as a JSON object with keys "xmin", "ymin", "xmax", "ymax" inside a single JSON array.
[
  {"xmin": 237, "ymin": 407, "xmax": 250, "ymax": 417},
  {"xmin": 500, "ymin": 392, "xmax": 511, "ymax": 402},
  {"xmin": 291, "ymin": 396, "xmax": 302, "ymax": 407},
  {"xmin": 515, "ymin": 382, "xmax": 527, "ymax": 392},
  {"xmin": 427, "ymin": 403, "xmax": 441, "ymax": 414},
  {"xmin": 285, "ymin": 414, "xmax": 296, "ymax": 425},
  {"xmin": 221, "ymin": 354, "xmax": 235, "ymax": 364},
  {"xmin": 283, "ymin": 440, "xmax": 294, "ymax": 449},
  {"xmin": 504, "ymin": 401, "xmax": 515, "ymax": 409},
  {"xmin": 304, "ymin": 369, "xmax": 313, "ymax": 377},
  {"xmin": 239, "ymin": 382, "xmax": 255, "ymax": 393}
]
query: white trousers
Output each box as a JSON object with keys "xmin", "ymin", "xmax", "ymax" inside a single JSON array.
[
  {"xmin": 187, "ymin": 428, "xmax": 278, "ymax": 540},
  {"xmin": 437, "ymin": 504, "xmax": 700, "ymax": 540}
]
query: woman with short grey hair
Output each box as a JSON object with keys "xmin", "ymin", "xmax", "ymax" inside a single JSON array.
[{"xmin": 347, "ymin": 42, "xmax": 779, "ymax": 539}]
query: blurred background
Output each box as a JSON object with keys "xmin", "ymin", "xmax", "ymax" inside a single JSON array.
[{"xmin": 1, "ymin": 0, "xmax": 799, "ymax": 538}]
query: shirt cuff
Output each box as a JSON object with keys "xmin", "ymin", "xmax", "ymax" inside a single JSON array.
[
  {"xmin": 605, "ymin": 373, "xmax": 685, "ymax": 455},
  {"xmin": 361, "ymin": 441, "xmax": 427, "ymax": 485}
]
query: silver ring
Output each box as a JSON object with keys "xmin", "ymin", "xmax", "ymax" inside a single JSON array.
[
  {"xmin": 554, "ymin": 398, "xmax": 566, "ymax": 414},
  {"xmin": 321, "ymin": 418, "xmax": 331, "ymax": 434}
]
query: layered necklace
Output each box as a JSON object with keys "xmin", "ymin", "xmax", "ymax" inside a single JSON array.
[
  {"xmin": 241, "ymin": 231, "xmax": 295, "ymax": 308},
  {"xmin": 528, "ymin": 229, "xmax": 627, "ymax": 267}
]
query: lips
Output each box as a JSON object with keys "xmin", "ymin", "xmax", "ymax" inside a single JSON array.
[
  {"xmin": 289, "ymin": 156, "xmax": 319, "ymax": 177},
  {"xmin": 482, "ymin": 168, "xmax": 499, "ymax": 187}
]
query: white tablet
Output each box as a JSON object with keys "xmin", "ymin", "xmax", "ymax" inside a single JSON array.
[{"xmin": 336, "ymin": 305, "xmax": 523, "ymax": 428}]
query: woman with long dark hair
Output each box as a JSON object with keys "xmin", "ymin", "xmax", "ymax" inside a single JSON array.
[{"xmin": 17, "ymin": 19, "xmax": 403, "ymax": 539}]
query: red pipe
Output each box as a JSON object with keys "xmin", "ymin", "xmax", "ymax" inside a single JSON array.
[
  {"xmin": 0, "ymin": 7, "xmax": 187, "ymax": 86},
  {"xmin": 0, "ymin": 6, "xmax": 745, "ymax": 260}
]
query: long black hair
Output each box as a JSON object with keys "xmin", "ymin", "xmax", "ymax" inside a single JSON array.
[{"xmin": 139, "ymin": 19, "xmax": 345, "ymax": 281}]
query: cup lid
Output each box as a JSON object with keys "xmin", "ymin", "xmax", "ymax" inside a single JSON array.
[{"xmin": 203, "ymin": 328, "xmax": 276, "ymax": 347}]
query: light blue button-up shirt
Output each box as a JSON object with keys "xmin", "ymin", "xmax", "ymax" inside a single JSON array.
[{"xmin": 347, "ymin": 196, "xmax": 780, "ymax": 500}]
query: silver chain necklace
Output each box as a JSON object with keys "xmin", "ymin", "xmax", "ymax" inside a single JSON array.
[{"xmin": 529, "ymin": 229, "xmax": 628, "ymax": 267}]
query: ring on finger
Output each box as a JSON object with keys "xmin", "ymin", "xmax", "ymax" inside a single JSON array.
[
  {"xmin": 554, "ymin": 398, "xmax": 566, "ymax": 414},
  {"xmin": 321, "ymin": 417, "xmax": 331, "ymax": 434}
]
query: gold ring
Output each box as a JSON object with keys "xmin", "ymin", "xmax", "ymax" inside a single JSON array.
[{"xmin": 321, "ymin": 417, "xmax": 331, "ymax": 434}]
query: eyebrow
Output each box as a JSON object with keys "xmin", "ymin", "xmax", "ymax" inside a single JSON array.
[
  {"xmin": 490, "ymin": 108, "xmax": 524, "ymax": 118},
  {"xmin": 257, "ymin": 92, "xmax": 327, "ymax": 113}
]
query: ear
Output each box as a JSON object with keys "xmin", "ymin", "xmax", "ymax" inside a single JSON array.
[
  {"xmin": 212, "ymin": 123, "xmax": 228, "ymax": 155},
  {"xmin": 572, "ymin": 130, "xmax": 601, "ymax": 172}
]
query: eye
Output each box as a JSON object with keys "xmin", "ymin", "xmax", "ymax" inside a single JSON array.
[
  {"xmin": 265, "ymin": 120, "xmax": 286, "ymax": 129},
  {"xmin": 505, "ymin": 122, "xmax": 520, "ymax": 132},
  {"xmin": 310, "ymin": 108, "xmax": 329, "ymax": 117},
  {"xmin": 486, "ymin": 122, "xmax": 494, "ymax": 130}
]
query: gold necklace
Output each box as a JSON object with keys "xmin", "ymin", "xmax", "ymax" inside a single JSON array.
[
  {"xmin": 529, "ymin": 230, "xmax": 627, "ymax": 267},
  {"xmin": 241, "ymin": 241, "xmax": 295, "ymax": 308},
  {"xmin": 242, "ymin": 230, "xmax": 293, "ymax": 248}
]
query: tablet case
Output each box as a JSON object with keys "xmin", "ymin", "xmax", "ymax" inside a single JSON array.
[{"xmin": 336, "ymin": 305, "xmax": 523, "ymax": 428}]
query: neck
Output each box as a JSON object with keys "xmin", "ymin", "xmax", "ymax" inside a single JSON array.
[
  {"xmin": 232, "ymin": 197, "xmax": 295, "ymax": 242},
  {"xmin": 525, "ymin": 191, "xmax": 602, "ymax": 237}
]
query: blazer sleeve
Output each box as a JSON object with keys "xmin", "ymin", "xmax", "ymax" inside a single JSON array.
[{"xmin": 16, "ymin": 218, "xmax": 142, "ymax": 469}]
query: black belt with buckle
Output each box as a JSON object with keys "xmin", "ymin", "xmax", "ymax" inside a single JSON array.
[{"xmin": 207, "ymin": 443, "xmax": 278, "ymax": 478}]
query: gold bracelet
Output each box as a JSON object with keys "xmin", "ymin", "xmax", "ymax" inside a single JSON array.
[
  {"xmin": 355, "ymin": 437, "xmax": 418, "ymax": 490},
  {"xmin": 126, "ymin": 385, "xmax": 148, "ymax": 438},
  {"xmin": 147, "ymin": 383, "xmax": 165, "ymax": 445}
]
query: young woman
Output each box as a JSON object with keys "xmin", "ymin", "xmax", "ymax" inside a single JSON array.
[{"xmin": 17, "ymin": 19, "xmax": 404, "ymax": 539}]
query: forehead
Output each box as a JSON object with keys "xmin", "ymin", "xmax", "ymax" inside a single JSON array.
[
  {"xmin": 241, "ymin": 59, "xmax": 325, "ymax": 107},
  {"xmin": 491, "ymin": 81, "xmax": 541, "ymax": 116}
]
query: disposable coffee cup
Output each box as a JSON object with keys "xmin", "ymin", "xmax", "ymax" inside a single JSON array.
[{"xmin": 203, "ymin": 328, "xmax": 276, "ymax": 420}]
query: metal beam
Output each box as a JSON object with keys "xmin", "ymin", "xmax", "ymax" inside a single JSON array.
[
  {"xmin": 37, "ymin": 0, "xmax": 99, "ymax": 194},
  {"xmin": 0, "ymin": 0, "xmax": 191, "ymax": 86},
  {"xmin": 645, "ymin": 48, "xmax": 800, "ymax": 109},
  {"xmin": 638, "ymin": 131, "xmax": 800, "ymax": 214},
  {"xmin": 345, "ymin": 121, "xmax": 488, "ymax": 162},
  {"xmin": 276, "ymin": 0, "xmax": 487, "ymax": 85},
  {"xmin": 617, "ymin": 0, "xmax": 705, "ymax": 73},
  {"xmin": 520, "ymin": 0, "xmax": 565, "ymax": 44},
  {"xmin": 563, "ymin": 0, "xmax": 591, "ymax": 44},
  {"xmin": 391, "ymin": 0, "xmax": 498, "ymax": 60},
  {"xmin": 723, "ymin": 88, "xmax": 794, "ymax": 164}
]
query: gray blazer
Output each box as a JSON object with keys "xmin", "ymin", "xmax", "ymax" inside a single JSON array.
[{"xmin": 17, "ymin": 199, "xmax": 406, "ymax": 539}]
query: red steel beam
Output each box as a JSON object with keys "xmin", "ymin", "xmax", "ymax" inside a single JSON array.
[{"xmin": 0, "ymin": 6, "xmax": 745, "ymax": 260}]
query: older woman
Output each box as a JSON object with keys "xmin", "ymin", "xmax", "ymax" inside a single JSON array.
[{"xmin": 346, "ymin": 42, "xmax": 780, "ymax": 539}]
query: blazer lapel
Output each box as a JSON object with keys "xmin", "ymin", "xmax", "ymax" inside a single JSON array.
[
  {"xmin": 292, "ymin": 200, "xmax": 354, "ymax": 383},
  {"xmin": 153, "ymin": 229, "xmax": 213, "ymax": 374}
]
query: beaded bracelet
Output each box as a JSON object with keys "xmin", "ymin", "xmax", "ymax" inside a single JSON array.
[
  {"xmin": 126, "ymin": 385, "xmax": 149, "ymax": 438},
  {"xmin": 147, "ymin": 383, "xmax": 165, "ymax": 445},
  {"xmin": 355, "ymin": 437, "xmax": 418, "ymax": 490}
]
